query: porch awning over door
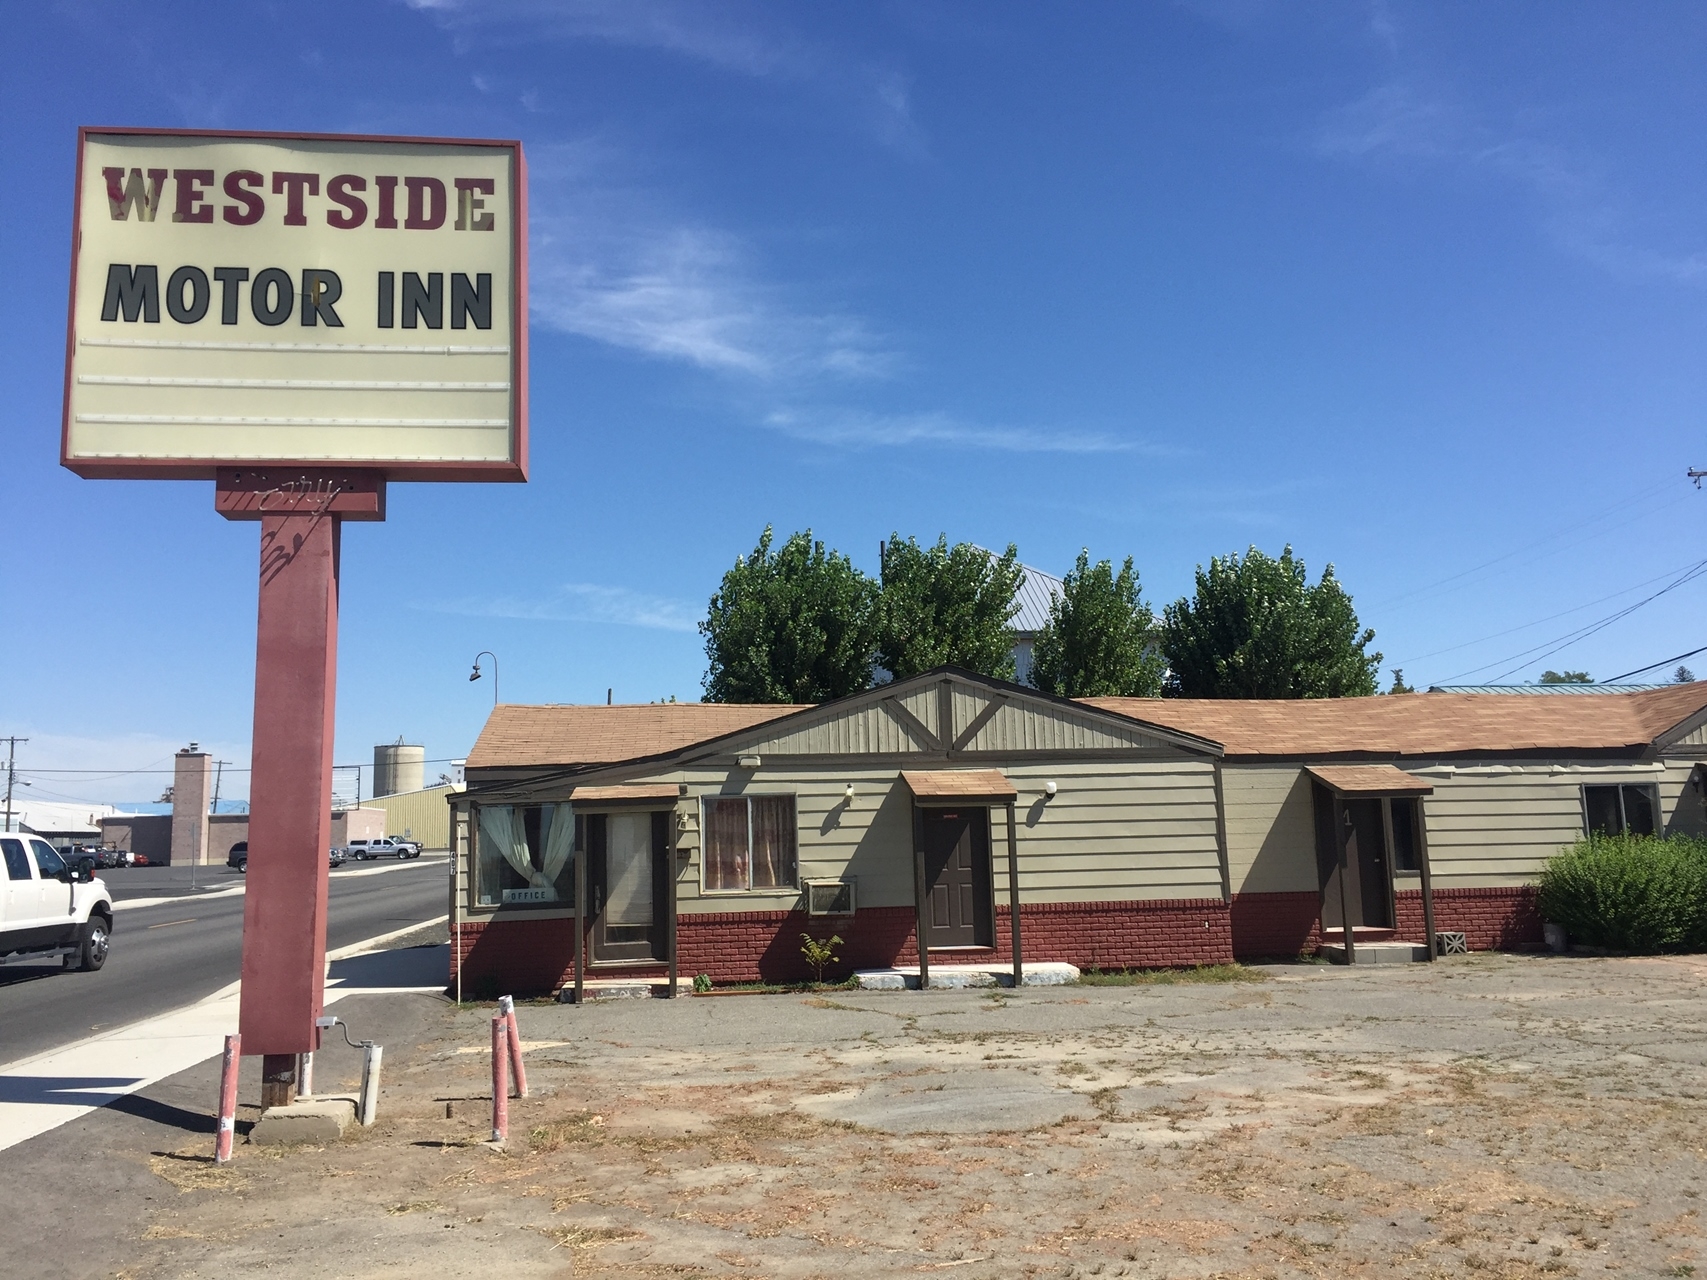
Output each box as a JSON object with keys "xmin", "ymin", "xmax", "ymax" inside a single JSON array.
[
  {"xmin": 1306, "ymin": 765, "xmax": 1433, "ymax": 797},
  {"xmin": 900, "ymin": 769, "xmax": 1018, "ymax": 802}
]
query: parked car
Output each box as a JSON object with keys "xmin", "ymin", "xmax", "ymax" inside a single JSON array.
[
  {"xmin": 229, "ymin": 841, "xmax": 347, "ymax": 873},
  {"xmin": 0, "ymin": 833, "xmax": 113, "ymax": 972},
  {"xmin": 341, "ymin": 837, "xmax": 421, "ymax": 861}
]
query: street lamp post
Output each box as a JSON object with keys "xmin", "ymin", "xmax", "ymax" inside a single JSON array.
[{"xmin": 470, "ymin": 651, "xmax": 499, "ymax": 708}]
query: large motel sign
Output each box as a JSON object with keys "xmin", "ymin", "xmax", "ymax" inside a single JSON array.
[{"xmin": 62, "ymin": 127, "xmax": 527, "ymax": 1103}]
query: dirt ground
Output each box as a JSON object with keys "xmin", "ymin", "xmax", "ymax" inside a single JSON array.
[{"xmin": 117, "ymin": 953, "xmax": 1707, "ymax": 1279}]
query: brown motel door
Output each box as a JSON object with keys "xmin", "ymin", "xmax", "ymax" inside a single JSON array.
[
  {"xmin": 920, "ymin": 808, "xmax": 994, "ymax": 949},
  {"xmin": 1321, "ymin": 798, "xmax": 1393, "ymax": 930},
  {"xmin": 588, "ymin": 811, "xmax": 668, "ymax": 962}
]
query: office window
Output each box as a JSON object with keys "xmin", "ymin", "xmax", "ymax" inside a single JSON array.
[
  {"xmin": 702, "ymin": 796, "xmax": 797, "ymax": 892},
  {"xmin": 1583, "ymin": 784, "xmax": 1658, "ymax": 837},
  {"xmin": 476, "ymin": 803, "xmax": 576, "ymax": 906}
]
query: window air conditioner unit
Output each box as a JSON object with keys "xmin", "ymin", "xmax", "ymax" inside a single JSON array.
[{"xmin": 804, "ymin": 878, "xmax": 856, "ymax": 916}]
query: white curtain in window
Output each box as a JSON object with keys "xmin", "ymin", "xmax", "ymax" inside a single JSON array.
[
  {"xmin": 479, "ymin": 805, "xmax": 539, "ymax": 887},
  {"xmin": 541, "ymin": 804, "xmax": 575, "ymax": 892}
]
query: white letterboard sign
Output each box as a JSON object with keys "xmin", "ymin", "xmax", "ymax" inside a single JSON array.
[{"xmin": 63, "ymin": 128, "xmax": 527, "ymax": 481}]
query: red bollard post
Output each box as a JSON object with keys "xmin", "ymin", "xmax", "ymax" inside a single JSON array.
[
  {"xmin": 490, "ymin": 1015, "xmax": 509, "ymax": 1143},
  {"xmin": 214, "ymin": 1033, "xmax": 241, "ymax": 1164},
  {"xmin": 499, "ymin": 995, "xmax": 529, "ymax": 1098}
]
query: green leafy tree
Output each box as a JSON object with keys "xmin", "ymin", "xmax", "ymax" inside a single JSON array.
[
  {"xmin": 1539, "ymin": 670, "xmax": 1592, "ymax": 684},
  {"xmin": 1388, "ymin": 669, "xmax": 1416, "ymax": 694},
  {"xmin": 876, "ymin": 535, "xmax": 1024, "ymax": 680},
  {"xmin": 701, "ymin": 527, "xmax": 878, "ymax": 703},
  {"xmin": 1029, "ymin": 550, "xmax": 1165, "ymax": 697},
  {"xmin": 1160, "ymin": 545, "xmax": 1381, "ymax": 699}
]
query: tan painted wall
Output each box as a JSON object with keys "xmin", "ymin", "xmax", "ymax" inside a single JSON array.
[
  {"xmin": 1223, "ymin": 759, "xmax": 1707, "ymax": 896},
  {"xmin": 370, "ymin": 784, "xmax": 456, "ymax": 850},
  {"xmin": 453, "ymin": 758, "xmax": 1224, "ymax": 920},
  {"xmin": 666, "ymin": 758, "xmax": 1220, "ymax": 915},
  {"xmin": 1222, "ymin": 764, "xmax": 1319, "ymax": 895}
]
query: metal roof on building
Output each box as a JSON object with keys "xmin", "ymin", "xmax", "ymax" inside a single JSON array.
[
  {"xmin": 1010, "ymin": 562, "xmax": 1063, "ymax": 635},
  {"xmin": 1427, "ymin": 684, "xmax": 1666, "ymax": 694}
]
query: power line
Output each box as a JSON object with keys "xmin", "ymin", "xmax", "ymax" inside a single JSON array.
[
  {"xmin": 1438, "ymin": 557, "xmax": 1707, "ymax": 684},
  {"xmin": 1603, "ymin": 645, "xmax": 1707, "ymax": 684},
  {"xmin": 1369, "ymin": 481, "xmax": 1690, "ymax": 613},
  {"xmin": 1391, "ymin": 557, "xmax": 1707, "ymax": 667}
]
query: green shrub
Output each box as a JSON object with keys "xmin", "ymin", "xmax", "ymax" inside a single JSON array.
[{"xmin": 1538, "ymin": 833, "xmax": 1707, "ymax": 953}]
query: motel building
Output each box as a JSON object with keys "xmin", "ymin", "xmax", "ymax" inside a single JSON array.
[{"xmin": 447, "ymin": 667, "xmax": 1707, "ymax": 996}]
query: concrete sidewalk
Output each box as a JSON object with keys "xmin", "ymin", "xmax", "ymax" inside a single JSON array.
[{"xmin": 0, "ymin": 920, "xmax": 446, "ymax": 1153}]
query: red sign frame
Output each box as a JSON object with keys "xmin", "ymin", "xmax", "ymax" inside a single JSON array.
[{"xmin": 61, "ymin": 125, "xmax": 528, "ymax": 483}]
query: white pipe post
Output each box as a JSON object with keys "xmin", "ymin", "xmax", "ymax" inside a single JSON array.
[{"xmin": 358, "ymin": 1043, "xmax": 382, "ymax": 1126}]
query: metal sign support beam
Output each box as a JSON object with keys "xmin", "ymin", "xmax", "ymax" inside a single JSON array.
[{"xmin": 224, "ymin": 475, "xmax": 383, "ymax": 1107}]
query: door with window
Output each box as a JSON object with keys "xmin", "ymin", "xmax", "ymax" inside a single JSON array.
[
  {"xmin": 920, "ymin": 807, "xmax": 994, "ymax": 949},
  {"xmin": 588, "ymin": 811, "xmax": 668, "ymax": 962},
  {"xmin": 1315, "ymin": 793, "xmax": 1394, "ymax": 930}
]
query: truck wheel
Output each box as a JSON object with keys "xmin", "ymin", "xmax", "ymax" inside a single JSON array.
[{"xmin": 77, "ymin": 915, "xmax": 111, "ymax": 972}]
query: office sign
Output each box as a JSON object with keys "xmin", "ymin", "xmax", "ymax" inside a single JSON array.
[{"xmin": 63, "ymin": 127, "xmax": 526, "ymax": 481}]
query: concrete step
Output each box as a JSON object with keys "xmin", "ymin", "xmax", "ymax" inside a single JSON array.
[
  {"xmin": 1322, "ymin": 941, "xmax": 1430, "ymax": 965},
  {"xmin": 558, "ymin": 977, "xmax": 695, "ymax": 1002},
  {"xmin": 854, "ymin": 962, "xmax": 1080, "ymax": 990},
  {"xmin": 251, "ymin": 1094, "xmax": 357, "ymax": 1145}
]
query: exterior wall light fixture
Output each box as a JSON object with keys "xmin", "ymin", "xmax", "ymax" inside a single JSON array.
[{"xmin": 1044, "ymin": 781, "xmax": 1058, "ymax": 798}]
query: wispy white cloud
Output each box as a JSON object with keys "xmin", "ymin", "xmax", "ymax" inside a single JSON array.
[
  {"xmin": 1317, "ymin": 80, "xmax": 1707, "ymax": 284},
  {"xmin": 402, "ymin": 0, "xmax": 810, "ymax": 79},
  {"xmin": 527, "ymin": 145, "xmax": 894, "ymax": 379},
  {"xmin": 763, "ymin": 408, "xmax": 1150, "ymax": 455},
  {"xmin": 398, "ymin": 0, "xmax": 921, "ymax": 152},
  {"xmin": 425, "ymin": 583, "xmax": 701, "ymax": 632}
]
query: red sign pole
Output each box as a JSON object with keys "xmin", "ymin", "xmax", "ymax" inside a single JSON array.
[{"xmin": 222, "ymin": 471, "xmax": 384, "ymax": 1106}]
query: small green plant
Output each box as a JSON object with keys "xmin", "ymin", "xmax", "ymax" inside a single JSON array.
[
  {"xmin": 1539, "ymin": 833, "xmax": 1707, "ymax": 953},
  {"xmin": 799, "ymin": 932, "xmax": 842, "ymax": 983},
  {"xmin": 692, "ymin": 972, "xmax": 712, "ymax": 993}
]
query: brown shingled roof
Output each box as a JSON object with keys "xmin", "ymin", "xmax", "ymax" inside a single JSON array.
[
  {"xmin": 1082, "ymin": 683, "xmax": 1707, "ymax": 758},
  {"xmin": 466, "ymin": 703, "xmax": 806, "ymax": 770}
]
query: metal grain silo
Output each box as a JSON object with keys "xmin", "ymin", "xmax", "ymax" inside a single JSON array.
[{"xmin": 373, "ymin": 741, "xmax": 425, "ymax": 798}]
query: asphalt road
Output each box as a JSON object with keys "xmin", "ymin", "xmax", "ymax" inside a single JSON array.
[{"xmin": 0, "ymin": 858, "xmax": 448, "ymax": 1064}]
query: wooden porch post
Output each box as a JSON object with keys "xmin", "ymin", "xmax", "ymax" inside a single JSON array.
[
  {"xmin": 666, "ymin": 813, "xmax": 679, "ymax": 997},
  {"xmin": 912, "ymin": 805, "xmax": 930, "ymax": 991},
  {"xmin": 1006, "ymin": 800, "xmax": 1022, "ymax": 989},
  {"xmin": 1334, "ymin": 796, "xmax": 1356, "ymax": 966},
  {"xmin": 1415, "ymin": 799, "xmax": 1438, "ymax": 962},
  {"xmin": 573, "ymin": 821, "xmax": 586, "ymax": 1005}
]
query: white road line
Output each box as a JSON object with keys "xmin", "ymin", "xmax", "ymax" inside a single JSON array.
[
  {"xmin": 0, "ymin": 914, "xmax": 449, "ymax": 1153},
  {"xmin": 112, "ymin": 857, "xmax": 446, "ymax": 912}
]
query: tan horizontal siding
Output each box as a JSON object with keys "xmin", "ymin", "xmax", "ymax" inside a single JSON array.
[
  {"xmin": 1220, "ymin": 764, "xmax": 1318, "ymax": 894},
  {"xmin": 370, "ymin": 784, "xmax": 455, "ymax": 850}
]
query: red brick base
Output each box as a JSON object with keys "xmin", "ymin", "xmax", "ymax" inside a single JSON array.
[
  {"xmin": 1229, "ymin": 885, "xmax": 1544, "ymax": 959},
  {"xmin": 1396, "ymin": 885, "xmax": 1544, "ymax": 952},
  {"xmin": 1229, "ymin": 891, "xmax": 1325, "ymax": 959},
  {"xmin": 453, "ymin": 897, "xmax": 1234, "ymax": 994},
  {"xmin": 452, "ymin": 885, "xmax": 1545, "ymax": 994}
]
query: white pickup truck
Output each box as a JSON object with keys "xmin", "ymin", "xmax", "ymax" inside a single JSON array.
[
  {"xmin": 1, "ymin": 833, "xmax": 113, "ymax": 971},
  {"xmin": 341, "ymin": 837, "xmax": 422, "ymax": 861}
]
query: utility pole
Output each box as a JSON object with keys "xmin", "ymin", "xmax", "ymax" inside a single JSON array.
[
  {"xmin": 1, "ymin": 738, "xmax": 25, "ymax": 833},
  {"xmin": 210, "ymin": 760, "xmax": 227, "ymax": 815}
]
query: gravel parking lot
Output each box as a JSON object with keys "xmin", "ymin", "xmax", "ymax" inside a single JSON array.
[{"xmin": 126, "ymin": 952, "xmax": 1707, "ymax": 1279}]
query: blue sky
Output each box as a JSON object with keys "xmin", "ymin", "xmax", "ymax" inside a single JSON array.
[{"xmin": 3, "ymin": 1, "xmax": 1705, "ymax": 805}]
